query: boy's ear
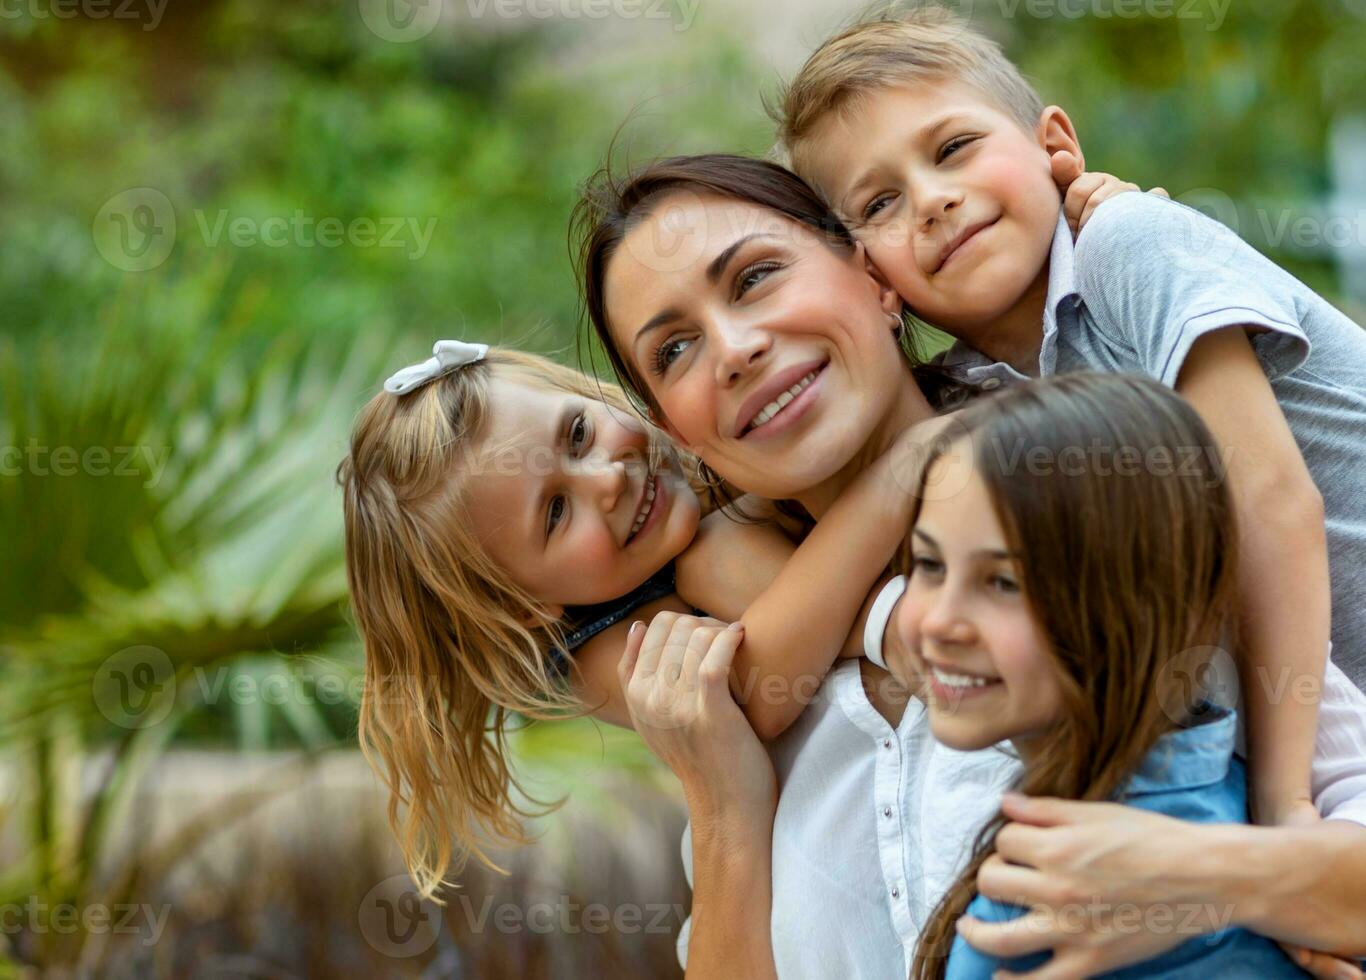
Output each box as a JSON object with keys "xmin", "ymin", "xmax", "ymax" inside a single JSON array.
[
  {"xmin": 854, "ymin": 241, "xmax": 904, "ymax": 321},
  {"xmin": 1036, "ymin": 106, "xmax": 1084, "ymax": 172}
]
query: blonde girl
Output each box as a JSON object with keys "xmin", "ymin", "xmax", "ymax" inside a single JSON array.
[{"xmin": 337, "ymin": 340, "xmax": 934, "ymax": 898}]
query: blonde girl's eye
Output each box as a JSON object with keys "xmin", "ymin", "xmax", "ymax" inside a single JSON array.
[
  {"xmin": 546, "ymin": 495, "xmax": 567, "ymax": 537},
  {"xmin": 569, "ymin": 412, "xmax": 591, "ymax": 456}
]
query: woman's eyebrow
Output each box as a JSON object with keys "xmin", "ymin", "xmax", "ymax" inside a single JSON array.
[{"xmin": 631, "ymin": 233, "xmax": 782, "ymax": 350}]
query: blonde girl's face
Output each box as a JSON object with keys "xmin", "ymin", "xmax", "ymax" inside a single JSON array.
[
  {"xmin": 892, "ymin": 445, "xmax": 1064, "ymax": 756},
  {"xmin": 465, "ymin": 378, "xmax": 701, "ymax": 615}
]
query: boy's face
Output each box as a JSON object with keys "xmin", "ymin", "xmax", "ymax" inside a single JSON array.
[{"xmin": 797, "ymin": 80, "xmax": 1063, "ymax": 337}]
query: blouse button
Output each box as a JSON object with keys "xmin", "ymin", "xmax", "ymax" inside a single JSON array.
[
  {"xmin": 882, "ymin": 738, "xmax": 891, "ymax": 749},
  {"xmin": 882, "ymin": 806, "xmax": 893, "ymax": 818},
  {"xmin": 891, "ymin": 887, "xmax": 900, "ymax": 899}
]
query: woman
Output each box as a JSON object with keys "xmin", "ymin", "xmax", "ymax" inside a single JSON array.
[{"xmin": 572, "ymin": 153, "xmax": 1366, "ymax": 980}]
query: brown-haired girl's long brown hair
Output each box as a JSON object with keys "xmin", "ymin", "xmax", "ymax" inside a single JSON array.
[
  {"xmin": 337, "ymin": 346, "xmax": 688, "ymax": 901},
  {"xmin": 569, "ymin": 152, "xmax": 969, "ymax": 422},
  {"xmin": 909, "ymin": 372, "xmax": 1241, "ymax": 979}
]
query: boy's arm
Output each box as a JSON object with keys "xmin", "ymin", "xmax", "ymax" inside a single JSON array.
[
  {"xmin": 1175, "ymin": 326, "xmax": 1326, "ymax": 824},
  {"xmin": 676, "ymin": 445, "xmax": 914, "ymax": 741}
]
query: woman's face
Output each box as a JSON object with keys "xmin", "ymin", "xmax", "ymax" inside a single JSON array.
[
  {"xmin": 464, "ymin": 378, "xmax": 701, "ymax": 613},
  {"xmin": 601, "ymin": 191, "xmax": 911, "ymax": 501}
]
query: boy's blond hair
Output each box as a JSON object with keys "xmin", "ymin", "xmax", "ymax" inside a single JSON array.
[
  {"xmin": 775, "ymin": 4, "xmax": 1044, "ymax": 169},
  {"xmin": 338, "ymin": 346, "xmax": 683, "ymax": 900}
]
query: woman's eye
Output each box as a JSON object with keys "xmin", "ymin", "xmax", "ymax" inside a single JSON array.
[
  {"xmin": 938, "ymin": 135, "xmax": 977, "ymax": 163},
  {"xmin": 546, "ymin": 495, "xmax": 567, "ymax": 536},
  {"xmin": 651, "ymin": 337, "xmax": 692, "ymax": 376},
  {"xmin": 862, "ymin": 194, "xmax": 895, "ymax": 222},
  {"xmin": 735, "ymin": 261, "xmax": 781, "ymax": 297},
  {"xmin": 569, "ymin": 413, "xmax": 590, "ymax": 455}
]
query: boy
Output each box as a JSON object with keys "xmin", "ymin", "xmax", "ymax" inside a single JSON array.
[{"xmin": 776, "ymin": 7, "xmax": 1366, "ymax": 973}]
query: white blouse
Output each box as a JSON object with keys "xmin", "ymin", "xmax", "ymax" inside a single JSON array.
[{"xmin": 677, "ymin": 657, "xmax": 1366, "ymax": 978}]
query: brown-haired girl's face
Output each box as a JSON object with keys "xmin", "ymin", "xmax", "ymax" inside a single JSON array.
[
  {"xmin": 601, "ymin": 191, "xmax": 911, "ymax": 501},
  {"xmin": 465, "ymin": 378, "xmax": 701, "ymax": 615},
  {"xmin": 894, "ymin": 446, "xmax": 1063, "ymax": 756}
]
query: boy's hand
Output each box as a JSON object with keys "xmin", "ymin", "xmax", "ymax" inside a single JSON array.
[{"xmin": 1050, "ymin": 149, "xmax": 1168, "ymax": 239}]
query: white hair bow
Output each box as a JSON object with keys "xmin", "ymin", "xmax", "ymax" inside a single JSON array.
[{"xmin": 384, "ymin": 340, "xmax": 490, "ymax": 395}]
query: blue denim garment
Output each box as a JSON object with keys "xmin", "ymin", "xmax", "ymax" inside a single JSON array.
[
  {"xmin": 944, "ymin": 705, "xmax": 1311, "ymax": 979},
  {"xmin": 546, "ymin": 560, "xmax": 678, "ymax": 676}
]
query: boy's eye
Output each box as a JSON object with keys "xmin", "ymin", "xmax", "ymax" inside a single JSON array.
[
  {"xmin": 861, "ymin": 193, "xmax": 895, "ymax": 222},
  {"xmin": 651, "ymin": 337, "xmax": 692, "ymax": 376},
  {"xmin": 546, "ymin": 495, "xmax": 567, "ymax": 537},
  {"xmin": 937, "ymin": 135, "xmax": 977, "ymax": 163}
]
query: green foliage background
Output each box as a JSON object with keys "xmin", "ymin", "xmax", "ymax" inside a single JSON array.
[{"xmin": 0, "ymin": 0, "xmax": 1362, "ymax": 968}]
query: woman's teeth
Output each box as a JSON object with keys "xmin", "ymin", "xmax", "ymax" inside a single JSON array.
[
  {"xmin": 931, "ymin": 665, "xmax": 996, "ymax": 689},
  {"xmin": 746, "ymin": 370, "xmax": 819, "ymax": 434},
  {"xmin": 627, "ymin": 474, "xmax": 657, "ymax": 540}
]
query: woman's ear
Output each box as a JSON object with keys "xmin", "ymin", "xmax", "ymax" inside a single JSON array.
[
  {"xmin": 1037, "ymin": 106, "xmax": 1084, "ymax": 172},
  {"xmin": 855, "ymin": 240, "xmax": 905, "ymax": 322}
]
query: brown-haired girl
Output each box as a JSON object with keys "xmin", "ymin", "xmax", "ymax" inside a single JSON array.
[{"xmin": 898, "ymin": 372, "xmax": 1305, "ymax": 978}]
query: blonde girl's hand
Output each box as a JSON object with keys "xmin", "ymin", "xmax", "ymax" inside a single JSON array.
[
  {"xmin": 618, "ymin": 612, "xmax": 777, "ymax": 815},
  {"xmin": 1050, "ymin": 150, "xmax": 1169, "ymax": 239}
]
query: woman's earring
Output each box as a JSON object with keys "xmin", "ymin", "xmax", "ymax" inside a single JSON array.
[
  {"xmin": 889, "ymin": 311, "xmax": 904, "ymax": 337},
  {"xmin": 694, "ymin": 457, "xmax": 725, "ymax": 490}
]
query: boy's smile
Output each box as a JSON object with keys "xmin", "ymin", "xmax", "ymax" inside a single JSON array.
[{"xmin": 796, "ymin": 80, "xmax": 1079, "ymax": 369}]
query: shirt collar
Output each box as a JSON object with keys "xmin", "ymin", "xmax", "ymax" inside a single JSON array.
[
  {"xmin": 931, "ymin": 207, "xmax": 1077, "ymax": 381},
  {"xmin": 1124, "ymin": 704, "xmax": 1237, "ymax": 797}
]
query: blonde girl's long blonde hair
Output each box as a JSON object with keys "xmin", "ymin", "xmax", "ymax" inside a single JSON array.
[
  {"xmin": 908, "ymin": 373, "xmax": 1241, "ymax": 979},
  {"xmin": 337, "ymin": 346, "xmax": 687, "ymax": 901}
]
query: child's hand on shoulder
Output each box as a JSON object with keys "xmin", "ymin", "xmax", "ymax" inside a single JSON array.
[
  {"xmin": 1050, "ymin": 149, "xmax": 1169, "ymax": 239},
  {"xmin": 880, "ymin": 410, "xmax": 969, "ymax": 503}
]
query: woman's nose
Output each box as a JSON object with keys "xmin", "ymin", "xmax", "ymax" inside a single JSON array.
[{"xmin": 713, "ymin": 316, "xmax": 772, "ymax": 387}]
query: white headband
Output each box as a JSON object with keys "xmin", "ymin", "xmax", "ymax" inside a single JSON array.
[{"xmin": 384, "ymin": 340, "xmax": 490, "ymax": 395}]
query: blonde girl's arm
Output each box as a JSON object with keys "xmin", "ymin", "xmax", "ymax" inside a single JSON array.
[{"xmin": 1175, "ymin": 326, "xmax": 1326, "ymax": 825}]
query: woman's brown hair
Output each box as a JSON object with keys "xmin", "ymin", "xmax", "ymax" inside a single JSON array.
[{"xmin": 907, "ymin": 372, "xmax": 1241, "ymax": 979}]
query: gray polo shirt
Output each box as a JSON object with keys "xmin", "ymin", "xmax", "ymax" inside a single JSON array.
[{"xmin": 935, "ymin": 193, "xmax": 1366, "ymax": 691}]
